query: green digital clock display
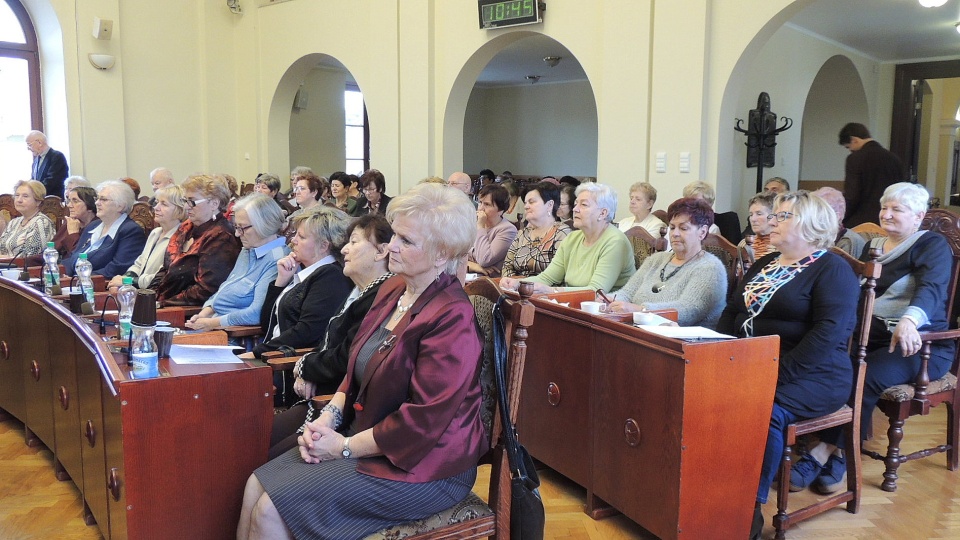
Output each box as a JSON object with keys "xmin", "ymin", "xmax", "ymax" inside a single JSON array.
[{"xmin": 479, "ymin": 0, "xmax": 542, "ymax": 29}]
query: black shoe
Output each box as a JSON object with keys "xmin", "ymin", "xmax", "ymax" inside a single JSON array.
[{"xmin": 750, "ymin": 502, "xmax": 763, "ymax": 540}]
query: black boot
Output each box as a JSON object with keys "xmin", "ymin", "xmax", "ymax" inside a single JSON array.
[{"xmin": 749, "ymin": 501, "xmax": 763, "ymax": 540}]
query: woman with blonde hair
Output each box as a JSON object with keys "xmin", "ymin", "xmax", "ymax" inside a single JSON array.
[
  {"xmin": 108, "ymin": 185, "xmax": 188, "ymax": 290},
  {"xmin": 0, "ymin": 180, "xmax": 56, "ymax": 257}
]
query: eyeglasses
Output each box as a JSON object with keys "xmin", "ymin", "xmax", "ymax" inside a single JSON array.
[
  {"xmin": 766, "ymin": 211, "xmax": 795, "ymax": 222},
  {"xmin": 66, "ymin": 199, "xmax": 83, "ymax": 206},
  {"xmin": 233, "ymin": 223, "xmax": 254, "ymax": 236},
  {"xmin": 185, "ymin": 197, "xmax": 208, "ymax": 208},
  {"xmin": 292, "ymin": 187, "xmax": 305, "ymax": 193},
  {"xmin": 362, "ymin": 186, "xmax": 378, "ymax": 193}
]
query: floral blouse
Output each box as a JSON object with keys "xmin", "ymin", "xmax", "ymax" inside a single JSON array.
[{"xmin": 501, "ymin": 222, "xmax": 572, "ymax": 278}]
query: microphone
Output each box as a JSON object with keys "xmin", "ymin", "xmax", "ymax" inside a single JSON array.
[
  {"xmin": 10, "ymin": 246, "xmax": 30, "ymax": 282},
  {"xmin": 97, "ymin": 294, "xmax": 119, "ymax": 335}
]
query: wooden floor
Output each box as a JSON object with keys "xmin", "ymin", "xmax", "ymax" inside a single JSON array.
[{"xmin": 2, "ymin": 407, "xmax": 960, "ymax": 539}]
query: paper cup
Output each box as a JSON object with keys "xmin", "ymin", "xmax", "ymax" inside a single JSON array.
[
  {"xmin": 634, "ymin": 312, "xmax": 657, "ymax": 325},
  {"xmin": 581, "ymin": 301, "xmax": 603, "ymax": 314}
]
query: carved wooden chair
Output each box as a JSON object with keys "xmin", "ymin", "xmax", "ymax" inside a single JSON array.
[
  {"xmin": 851, "ymin": 222, "xmax": 887, "ymax": 244},
  {"xmin": 623, "ymin": 225, "xmax": 667, "ymax": 270},
  {"xmin": 862, "ymin": 208, "xmax": 960, "ymax": 492},
  {"xmin": 40, "ymin": 195, "xmax": 64, "ymax": 230},
  {"xmin": 0, "ymin": 193, "xmax": 19, "ymax": 224},
  {"xmin": 128, "ymin": 201, "xmax": 155, "ymax": 233},
  {"xmin": 239, "ymin": 182, "xmax": 255, "ymax": 196},
  {"xmin": 652, "ymin": 209, "xmax": 667, "ymax": 223},
  {"xmin": 773, "ymin": 247, "xmax": 881, "ymax": 539},
  {"xmin": 703, "ymin": 232, "xmax": 743, "ymax": 296}
]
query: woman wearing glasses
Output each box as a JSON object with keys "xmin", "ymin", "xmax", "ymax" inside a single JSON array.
[
  {"xmin": 24, "ymin": 186, "xmax": 99, "ymax": 266},
  {"xmin": 607, "ymin": 197, "xmax": 727, "ymax": 328},
  {"xmin": 352, "ymin": 169, "xmax": 391, "ymax": 216},
  {"xmin": 107, "ymin": 185, "xmax": 187, "ymax": 291},
  {"xmin": 63, "ymin": 180, "xmax": 146, "ymax": 278},
  {"xmin": 153, "ymin": 174, "xmax": 241, "ymax": 306},
  {"xmin": 184, "ymin": 193, "xmax": 289, "ymax": 331},
  {"xmin": 717, "ymin": 191, "xmax": 859, "ymax": 539}
]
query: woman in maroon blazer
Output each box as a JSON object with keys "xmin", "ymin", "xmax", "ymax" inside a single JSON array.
[{"xmin": 239, "ymin": 182, "xmax": 484, "ymax": 540}]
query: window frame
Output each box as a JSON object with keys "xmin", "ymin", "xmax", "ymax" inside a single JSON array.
[
  {"xmin": 0, "ymin": 0, "xmax": 42, "ymax": 131},
  {"xmin": 344, "ymin": 82, "xmax": 369, "ymax": 173}
]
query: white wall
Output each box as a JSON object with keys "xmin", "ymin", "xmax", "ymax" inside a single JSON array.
[{"xmin": 463, "ymin": 81, "xmax": 597, "ymax": 177}]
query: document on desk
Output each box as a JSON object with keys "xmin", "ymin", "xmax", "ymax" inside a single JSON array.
[
  {"xmin": 636, "ymin": 325, "xmax": 736, "ymax": 341},
  {"xmin": 169, "ymin": 344, "xmax": 245, "ymax": 364}
]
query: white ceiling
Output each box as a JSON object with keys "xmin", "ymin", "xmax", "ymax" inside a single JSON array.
[{"xmin": 473, "ymin": 0, "xmax": 960, "ymax": 88}]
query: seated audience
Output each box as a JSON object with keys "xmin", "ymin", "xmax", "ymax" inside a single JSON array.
[
  {"xmin": 251, "ymin": 206, "xmax": 354, "ymax": 358},
  {"xmin": 327, "ymin": 171, "xmax": 358, "ymax": 214},
  {"xmin": 352, "ymin": 169, "xmax": 391, "ymax": 216},
  {"xmin": 63, "ymin": 180, "xmax": 146, "ymax": 277},
  {"xmin": 467, "ymin": 184, "xmax": 518, "ymax": 278},
  {"xmin": 502, "ymin": 181, "xmax": 571, "ymax": 278},
  {"xmin": 63, "ymin": 175, "xmax": 91, "ymax": 198},
  {"xmin": 153, "ymin": 174, "xmax": 240, "ymax": 306},
  {"xmin": 764, "ymin": 177, "xmax": 790, "ymax": 194},
  {"xmin": 0, "ymin": 180, "xmax": 56, "ymax": 258},
  {"xmin": 558, "ymin": 183, "xmax": 576, "ymax": 229},
  {"xmin": 682, "ymin": 180, "xmax": 724, "ymax": 236},
  {"xmin": 264, "ymin": 214, "xmax": 394, "ymax": 458},
  {"xmin": 501, "ymin": 178, "xmax": 524, "ymax": 224},
  {"xmin": 147, "ymin": 167, "xmax": 176, "ymax": 206},
  {"xmin": 501, "ymin": 182, "xmax": 635, "ymax": 293},
  {"xmin": 238, "ymin": 182, "xmax": 484, "ymax": 540},
  {"xmin": 25, "ymin": 186, "xmax": 98, "ymax": 266},
  {"xmin": 813, "ymin": 186, "xmax": 866, "ymax": 258},
  {"xmin": 739, "ymin": 191, "xmax": 777, "ymax": 262},
  {"xmin": 559, "ymin": 175, "xmax": 580, "ymax": 188},
  {"xmin": 609, "ymin": 198, "xmax": 727, "ymax": 328},
  {"xmin": 788, "ymin": 183, "xmax": 955, "ymax": 497},
  {"xmin": 617, "ymin": 181, "xmax": 667, "ymax": 239},
  {"xmin": 290, "ymin": 172, "xmax": 324, "ymax": 215},
  {"xmin": 108, "ymin": 185, "xmax": 187, "ymax": 291},
  {"xmin": 716, "ymin": 191, "xmax": 859, "ymax": 539},
  {"xmin": 255, "ymin": 173, "xmax": 296, "ymax": 216},
  {"xmin": 184, "ymin": 193, "xmax": 289, "ymax": 330}
]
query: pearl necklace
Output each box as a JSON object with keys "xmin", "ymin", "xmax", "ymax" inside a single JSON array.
[{"xmin": 394, "ymin": 293, "xmax": 419, "ymax": 321}]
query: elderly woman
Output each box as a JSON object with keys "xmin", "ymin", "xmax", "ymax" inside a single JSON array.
[
  {"xmin": 290, "ymin": 172, "xmax": 324, "ymax": 215},
  {"xmin": 153, "ymin": 174, "xmax": 240, "ymax": 306},
  {"xmin": 501, "ymin": 182, "xmax": 635, "ymax": 294},
  {"xmin": 250, "ymin": 206, "xmax": 354, "ymax": 358},
  {"xmin": 788, "ymin": 183, "xmax": 955, "ymax": 498},
  {"xmin": 327, "ymin": 172, "xmax": 358, "ymax": 214},
  {"xmin": 353, "ymin": 169, "xmax": 391, "ymax": 217},
  {"xmin": 467, "ymin": 184, "xmax": 519, "ymax": 278},
  {"xmin": 558, "ymin": 183, "xmax": 576, "ymax": 229},
  {"xmin": 617, "ymin": 181, "xmax": 667, "ymax": 239},
  {"xmin": 609, "ymin": 198, "xmax": 727, "ymax": 328},
  {"xmin": 255, "ymin": 173, "xmax": 296, "ymax": 216},
  {"xmin": 184, "ymin": 193, "xmax": 289, "ymax": 331},
  {"xmin": 738, "ymin": 191, "xmax": 777, "ymax": 262},
  {"xmin": 502, "ymin": 181, "xmax": 571, "ymax": 278},
  {"xmin": 716, "ymin": 191, "xmax": 859, "ymax": 538},
  {"xmin": 266, "ymin": 214, "xmax": 395, "ymax": 458},
  {"xmin": 24, "ymin": 186, "xmax": 99, "ymax": 266},
  {"xmin": 813, "ymin": 186, "xmax": 866, "ymax": 258},
  {"xmin": 63, "ymin": 181, "xmax": 146, "ymax": 277},
  {"xmin": 107, "ymin": 185, "xmax": 187, "ymax": 291},
  {"xmin": 0, "ymin": 180, "xmax": 56, "ymax": 258},
  {"xmin": 238, "ymin": 182, "xmax": 484, "ymax": 539}
]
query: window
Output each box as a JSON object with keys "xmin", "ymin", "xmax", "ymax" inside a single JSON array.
[
  {"xmin": 344, "ymin": 84, "xmax": 369, "ymax": 175},
  {"xmin": 0, "ymin": 0, "xmax": 42, "ymax": 193}
]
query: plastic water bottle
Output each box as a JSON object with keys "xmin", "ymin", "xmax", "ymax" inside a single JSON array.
[
  {"xmin": 129, "ymin": 323, "xmax": 159, "ymax": 379},
  {"xmin": 116, "ymin": 277, "xmax": 137, "ymax": 339},
  {"xmin": 42, "ymin": 241, "xmax": 60, "ymax": 294},
  {"xmin": 75, "ymin": 253, "xmax": 95, "ymax": 304}
]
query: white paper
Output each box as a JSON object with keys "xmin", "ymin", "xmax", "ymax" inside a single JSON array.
[
  {"xmin": 635, "ymin": 325, "xmax": 736, "ymax": 341},
  {"xmin": 168, "ymin": 344, "xmax": 245, "ymax": 364},
  {"xmin": 633, "ymin": 313, "xmax": 673, "ymax": 326}
]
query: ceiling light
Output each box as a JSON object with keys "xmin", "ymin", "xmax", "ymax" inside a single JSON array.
[
  {"xmin": 956, "ymin": 22, "xmax": 960, "ymax": 34},
  {"xmin": 526, "ymin": 75, "xmax": 541, "ymax": 84},
  {"xmin": 543, "ymin": 56, "xmax": 562, "ymax": 68},
  {"xmin": 919, "ymin": 0, "xmax": 948, "ymax": 7}
]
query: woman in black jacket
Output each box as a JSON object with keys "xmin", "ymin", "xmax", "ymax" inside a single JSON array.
[{"xmin": 267, "ymin": 214, "xmax": 393, "ymax": 458}]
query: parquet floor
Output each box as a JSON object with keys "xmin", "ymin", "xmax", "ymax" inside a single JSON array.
[{"xmin": 2, "ymin": 407, "xmax": 959, "ymax": 539}]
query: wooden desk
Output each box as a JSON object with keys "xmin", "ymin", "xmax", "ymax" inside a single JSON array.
[
  {"xmin": 517, "ymin": 293, "xmax": 779, "ymax": 540},
  {"xmin": 0, "ymin": 279, "xmax": 273, "ymax": 540}
]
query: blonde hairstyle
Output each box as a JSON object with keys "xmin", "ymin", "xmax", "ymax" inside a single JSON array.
[
  {"xmin": 14, "ymin": 179, "xmax": 46, "ymax": 202},
  {"xmin": 181, "ymin": 174, "xmax": 231, "ymax": 211},
  {"xmin": 629, "ymin": 181, "xmax": 657, "ymax": 204},
  {"xmin": 290, "ymin": 206, "xmax": 352, "ymax": 261},
  {"xmin": 155, "ymin": 185, "xmax": 188, "ymax": 221},
  {"xmin": 386, "ymin": 183, "xmax": 477, "ymax": 274},
  {"xmin": 682, "ymin": 181, "xmax": 716, "ymax": 206},
  {"xmin": 775, "ymin": 190, "xmax": 837, "ymax": 250}
]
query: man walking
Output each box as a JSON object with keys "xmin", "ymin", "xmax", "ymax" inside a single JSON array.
[{"xmin": 838, "ymin": 122, "xmax": 905, "ymax": 227}]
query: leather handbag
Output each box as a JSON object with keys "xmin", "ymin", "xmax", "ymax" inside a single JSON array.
[{"xmin": 493, "ymin": 296, "xmax": 545, "ymax": 540}]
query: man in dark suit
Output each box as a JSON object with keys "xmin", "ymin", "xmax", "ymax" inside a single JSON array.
[
  {"xmin": 838, "ymin": 122, "xmax": 905, "ymax": 227},
  {"xmin": 26, "ymin": 130, "xmax": 69, "ymax": 198}
]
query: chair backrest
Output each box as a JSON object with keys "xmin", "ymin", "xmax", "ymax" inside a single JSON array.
[
  {"xmin": 829, "ymin": 247, "xmax": 881, "ymax": 362},
  {"xmin": 920, "ymin": 208, "xmax": 960, "ymax": 326},
  {"xmin": 702, "ymin": 232, "xmax": 742, "ymax": 294},
  {"xmin": 239, "ymin": 182, "xmax": 255, "ymax": 196},
  {"xmin": 40, "ymin": 195, "xmax": 64, "ymax": 230},
  {"xmin": 129, "ymin": 201, "xmax": 155, "ymax": 232},
  {"xmin": 624, "ymin": 226, "xmax": 666, "ymax": 270},
  {"xmin": 714, "ymin": 210, "xmax": 743, "ymax": 245},
  {"xmin": 851, "ymin": 222, "xmax": 888, "ymax": 244},
  {"xmin": 740, "ymin": 234, "xmax": 757, "ymax": 274},
  {"xmin": 0, "ymin": 193, "xmax": 19, "ymax": 222},
  {"xmin": 652, "ymin": 209, "xmax": 667, "ymax": 223}
]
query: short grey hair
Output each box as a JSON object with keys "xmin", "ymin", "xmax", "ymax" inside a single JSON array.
[
  {"xmin": 386, "ymin": 183, "xmax": 476, "ymax": 274},
  {"xmin": 575, "ymin": 182, "xmax": 618, "ymax": 223},
  {"xmin": 256, "ymin": 173, "xmax": 282, "ymax": 193},
  {"xmin": 682, "ymin": 181, "xmax": 716, "ymax": 206},
  {"xmin": 232, "ymin": 193, "xmax": 285, "ymax": 238},
  {"xmin": 64, "ymin": 176, "xmax": 91, "ymax": 195},
  {"xmin": 812, "ymin": 187, "xmax": 845, "ymax": 222},
  {"xmin": 150, "ymin": 167, "xmax": 175, "ymax": 186},
  {"xmin": 97, "ymin": 180, "xmax": 136, "ymax": 214},
  {"xmin": 775, "ymin": 190, "xmax": 837, "ymax": 250},
  {"xmin": 290, "ymin": 206, "xmax": 352, "ymax": 260},
  {"xmin": 881, "ymin": 182, "xmax": 929, "ymax": 216}
]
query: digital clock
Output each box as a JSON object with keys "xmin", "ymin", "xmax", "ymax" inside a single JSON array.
[{"xmin": 479, "ymin": 0, "xmax": 543, "ymax": 30}]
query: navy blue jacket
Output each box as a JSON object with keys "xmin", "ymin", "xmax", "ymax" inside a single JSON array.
[
  {"xmin": 64, "ymin": 216, "xmax": 147, "ymax": 278},
  {"xmin": 34, "ymin": 148, "xmax": 69, "ymax": 199}
]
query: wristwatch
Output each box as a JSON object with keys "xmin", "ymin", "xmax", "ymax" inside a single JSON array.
[{"xmin": 341, "ymin": 437, "xmax": 352, "ymax": 458}]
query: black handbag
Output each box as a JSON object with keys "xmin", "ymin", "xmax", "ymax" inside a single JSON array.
[{"xmin": 493, "ymin": 296, "xmax": 545, "ymax": 540}]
